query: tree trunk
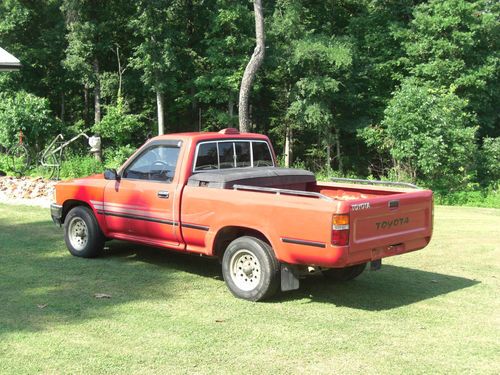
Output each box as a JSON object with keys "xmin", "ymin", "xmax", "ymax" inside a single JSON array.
[
  {"xmin": 93, "ymin": 58, "xmax": 101, "ymax": 124},
  {"xmin": 238, "ymin": 0, "xmax": 265, "ymax": 133},
  {"xmin": 335, "ymin": 129, "xmax": 343, "ymax": 174},
  {"xmin": 157, "ymin": 90, "xmax": 165, "ymax": 135},
  {"xmin": 60, "ymin": 92, "xmax": 65, "ymax": 123},
  {"xmin": 84, "ymin": 85, "xmax": 89, "ymax": 126},
  {"xmin": 228, "ymin": 99, "xmax": 234, "ymax": 118},
  {"xmin": 284, "ymin": 124, "xmax": 292, "ymax": 168}
]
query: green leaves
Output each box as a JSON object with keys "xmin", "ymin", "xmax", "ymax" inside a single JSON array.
[
  {"xmin": 362, "ymin": 79, "xmax": 478, "ymax": 190},
  {"xmin": 0, "ymin": 91, "xmax": 58, "ymax": 149}
]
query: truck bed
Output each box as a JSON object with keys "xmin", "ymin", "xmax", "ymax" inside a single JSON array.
[{"xmin": 188, "ymin": 167, "xmax": 415, "ymax": 201}]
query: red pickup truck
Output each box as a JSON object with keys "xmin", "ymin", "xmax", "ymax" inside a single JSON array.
[{"xmin": 51, "ymin": 128, "xmax": 433, "ymax": 301}]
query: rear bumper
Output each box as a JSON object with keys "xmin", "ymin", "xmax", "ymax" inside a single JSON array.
[
  {"xmin": 50, "ymin": 203, "xmax": 62, "ymax": 226},
  {"xmin": 278, "ymin": 236, "xmax": 431, "ymax": 268}
]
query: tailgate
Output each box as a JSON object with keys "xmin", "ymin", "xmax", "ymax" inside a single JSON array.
[{"xmin": 349, "ymin": 190, "xmax": 433, "ymax": 253}]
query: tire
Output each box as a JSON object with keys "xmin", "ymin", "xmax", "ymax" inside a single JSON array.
[
  {"xmin": 323, "ymin": 263, "xmax": 367, "ymax": 282},
  {"xmin": 7, "ymin": 143, "xmax": 30, "ymax": 175},
  {"xmin": 222, "ymin": 236, "xmax": 280, "ymax": 301},
  {"xmin": 41, "ymin": 152, "xmax": 58, "ymax": 180},
  {"xmin": 64, "ymin": 206, "xmax": 105, "ymax": 258}
]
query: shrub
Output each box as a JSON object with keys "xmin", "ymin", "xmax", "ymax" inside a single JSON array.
[
  {"xmin": 103, "ymin": 145, "xmax": 136, "ymax": 170},
  {"xmin": 59, "ymin": 155, "xmax": 104, "ymax": 179},
  {"xmin": 477, "ymin": 137, "xmax": 500, "ymax": 187},
  {"xmin": 93, "ymin": 97, "xmax": 145, "ymax": 146},
  {"xmin": 360, "ymin": 79, "xmax": 478, "ymax": 191},
  {"xmin": 0, "ymin": 91, "xmax": 59, "ymax": 150}
]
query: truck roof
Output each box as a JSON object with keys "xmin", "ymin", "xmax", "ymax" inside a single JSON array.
[{"xmin": 150, "ymin": 128, "xmax": 270, "ymax": 143}]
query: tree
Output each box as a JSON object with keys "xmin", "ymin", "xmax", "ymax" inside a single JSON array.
[
  {"xmin": 361, "ymin": 79, "xmax": 478, "ymax": 191},
  {"xmin": 238, "ymin": 0, "xmax": 265, "ymax": 132},
  {"xmin": 194, "ymin": 0, "xmax": 254, "ymax": 130},
  {"xmin": 399, "ymin": 0, "xmax": 499, "ymax": 137},
  {"xmin": 0, "ymin": 91, "xmax": 58, "ymax": 150},
  {"xmin": 0, "ymin": 0, "xmax": 68, "ymax": 121},
  {"xmin": 130, "ymin": 0, "xmax": 184, "ymax": 135}
]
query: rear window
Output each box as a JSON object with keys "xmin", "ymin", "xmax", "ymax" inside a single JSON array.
[
  {"xmin": 194, "ymin": 143, "xmax": 218, "ymax": 170},
  {"xmin": 253, "ymin": 142, "xmax": 274, "ymax": 167},
  {"xmin": 193, "ymin": 140, "xmax": 273, "ymax": 171},
  {"xmin": 218, "ymin": 142, "xmax": 235, "ymax": 169}
]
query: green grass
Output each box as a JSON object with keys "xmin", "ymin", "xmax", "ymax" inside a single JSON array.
[{"xmin": 0, "ymin": 204, "xmax": 498, "ymax": 374}]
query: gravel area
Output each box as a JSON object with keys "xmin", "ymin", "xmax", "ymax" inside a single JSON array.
[{"xmin": 0, "ymin": 176, "xmax": 55, "ymax": 208}]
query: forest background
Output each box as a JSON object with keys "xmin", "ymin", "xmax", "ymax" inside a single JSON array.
[{"xmin": 0, "ymin": 0, "xmax": 498, "ymax": 206}]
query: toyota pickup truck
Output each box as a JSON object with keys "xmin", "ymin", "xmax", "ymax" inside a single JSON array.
[{"xmin": 51, "ymin": 128, "xmax": 433, "ymax": 301}]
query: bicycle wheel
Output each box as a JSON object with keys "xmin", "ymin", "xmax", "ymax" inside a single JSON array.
[
  {"xmin": 41, "ymin": 152, "xmax": 59, "ymax": 180},
  {"xmin": 7, "ymin": 144, "xmax": 30, "ymax": 175}
]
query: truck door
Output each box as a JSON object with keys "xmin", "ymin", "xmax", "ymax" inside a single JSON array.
[{"xmin": 103, "ymin": 141, "xmax": 182, "ymax": 247}]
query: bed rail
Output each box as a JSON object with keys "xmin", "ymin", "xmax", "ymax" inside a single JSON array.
[
  {"xmin": 330, "ymin": 177, "xmax": 419, "ymax": 189},
  {"xmin": 232, "ymin": 184, "xmax": 334, "ymax": 201}
]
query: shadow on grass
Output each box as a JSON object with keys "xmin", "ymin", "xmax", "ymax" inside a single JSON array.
[
  {"xmin": 0, "ymin": 215, "xmax": 480, "ymax": 338},
  {"xmin": 104, "ymin": 241, "xmax": 479, "ymax": 311},
  {"xmin": 278, "ymin": 265, "xmax": 479, "ymax": 310},
  {"xmin": 0, "ymin": 218, "xmax": 211, "ymax": 337}
]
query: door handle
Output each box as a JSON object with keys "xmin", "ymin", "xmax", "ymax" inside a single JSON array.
[{"xmin": 157, "ymin": 191, "xmax": 169, "ymax": 199}]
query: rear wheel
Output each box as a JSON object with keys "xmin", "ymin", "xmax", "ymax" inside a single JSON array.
[
  {"xmin": 323, "ymin": 263, "xmax": 367, "ymax": 282},
  {"xmin": 41, "ymin": 153, "xmax": 58, "ymax": 180},
  {"xmin": 222, "ymin": 236, "xmax": 280, "ymax": 301},
  {"xmin": 7, "ymin": 143, "xmax": 30, "ymax": 175},
  {"xmin": 64, "ymin": 206, "xmax": 104, "ymax": 258}
]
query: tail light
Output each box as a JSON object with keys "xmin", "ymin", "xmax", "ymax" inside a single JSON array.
[{"xmin": 332, "ymin": 214, "xmax": 349, "ymax": 246}]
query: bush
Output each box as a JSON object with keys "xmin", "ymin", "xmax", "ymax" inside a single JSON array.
[
  {"xmin": 59, "ymin": 155, "xmax": 104, "ymax": 179},
  {"xmin": 0, "ymin": 91, "xmax": 58, "ymax": 149},
  {"xmin": 478, "ymin": 137, "xmax": 500, "ymax": 187},
  {"xmin": 434, "ymin": 188, "xmax": 500, "ymax": 208},
  {"xmin": 93, "ymin": 97, "xmax": 145, "ymax": 146},
  {"xmin": 103, "ymin": 145, "xmax": 136, "ymax": 169},
  {"xmin": 360, "ymin": 79, "xmax": 478, "ymax": 191}
]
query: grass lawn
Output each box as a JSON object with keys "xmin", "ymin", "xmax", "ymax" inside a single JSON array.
[{"xmin": 0, "ymin": 204, "xmax": 498, "ymax": 374}]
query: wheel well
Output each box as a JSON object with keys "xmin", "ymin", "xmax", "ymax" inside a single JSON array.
[
  {"xmin": 61, "ymin": 200, "xmax": 92, "ymax": 223},
  {"xmin": 213, "ymin": 226, "xmax": 272, "ymax": 260}
]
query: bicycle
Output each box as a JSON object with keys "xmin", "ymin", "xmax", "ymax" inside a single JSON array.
[
  {"xmin": 6, "ymin": 130, "xmax": 30, "ymax": 176},
  {"xmin": 7, "ymin": 130, "xmax": 90, "ymax": 179}
]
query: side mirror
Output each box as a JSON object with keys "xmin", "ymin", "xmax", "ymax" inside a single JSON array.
[{"xmin": 104, "ymin": 168, "xmax": 120, "ymax": 181}]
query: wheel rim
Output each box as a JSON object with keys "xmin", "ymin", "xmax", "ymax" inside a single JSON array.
[
  {"xmin": 68, "ymin": 217, "xmax": 89, "ymax": 251},
  {"xmin": 229, "ymin": 249, "xmax": 261, "ymax": 292}
]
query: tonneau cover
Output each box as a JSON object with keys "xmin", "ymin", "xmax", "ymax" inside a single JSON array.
[{"xmin": 187, "ymin": 167, "xmax": 315, "ymax": 189}]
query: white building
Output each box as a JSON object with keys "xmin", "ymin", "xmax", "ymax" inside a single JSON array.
[{"xmin": 0, "ymin": 47, "xmax": 21, "ymax": 71}]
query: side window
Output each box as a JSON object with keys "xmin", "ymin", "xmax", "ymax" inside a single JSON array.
[
  {"xmin": 252, "ymin": 142, "xmax": 273, "ymax": 167},
  {"xmin": 218, "ymin": 142, "xmax": 235, "ymax": 169},
  {"xmin": 235, "ymin": 142, "xmax": 251, "ymax": 167},
  {"xmin": 194, "ymin": 142, "xmax": 218, "ymax": 171},
  {"xmin": 123, "ymin": 145, "xmax": 180, "ymax": 182}
]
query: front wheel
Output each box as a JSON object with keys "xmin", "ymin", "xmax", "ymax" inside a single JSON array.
[
  {"xmin": 323, "ymin": 263, "xmax": 367, "ymax": 282},
  {"xmin": 64, "ymin": 206, "xmax": 105, "ymax": 258},
  {"xmin": 7, "ymin": 143, "xmax": 30, "ymax": 175},
  {"xmin": 222, "ymin": 236, "xmax": 280, "ymax": 301}
]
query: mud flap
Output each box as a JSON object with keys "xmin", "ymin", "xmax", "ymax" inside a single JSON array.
[
  {"xmin": 370, "ymin": 259, "xmax": 382, "ymax": 271},
  {"xmin": 281, "ymin": 264, "xmax": 299, "ymax": 291}
]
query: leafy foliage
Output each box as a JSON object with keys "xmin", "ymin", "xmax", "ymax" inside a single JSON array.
[
  {"xmin": 0, "ymin": 0, "xmax": 498, "ymax": 201},
  {"xmin": 59, "ymin": 154, "xmax": 103, "ymax": 178},
  {"xmin": 478, "ymin": 137, "xmax": 500, "ymax": 187},
  {"xmin": 92, "ymin": 97, "xmax": 145, "ymax": 146},
  {"xmin": 361, "ymin": 80, "xmax": 478, "ymax": 191},
  {"xmin": 0, "ymin": 91, "xmax": 58, "ymax": 149}
]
